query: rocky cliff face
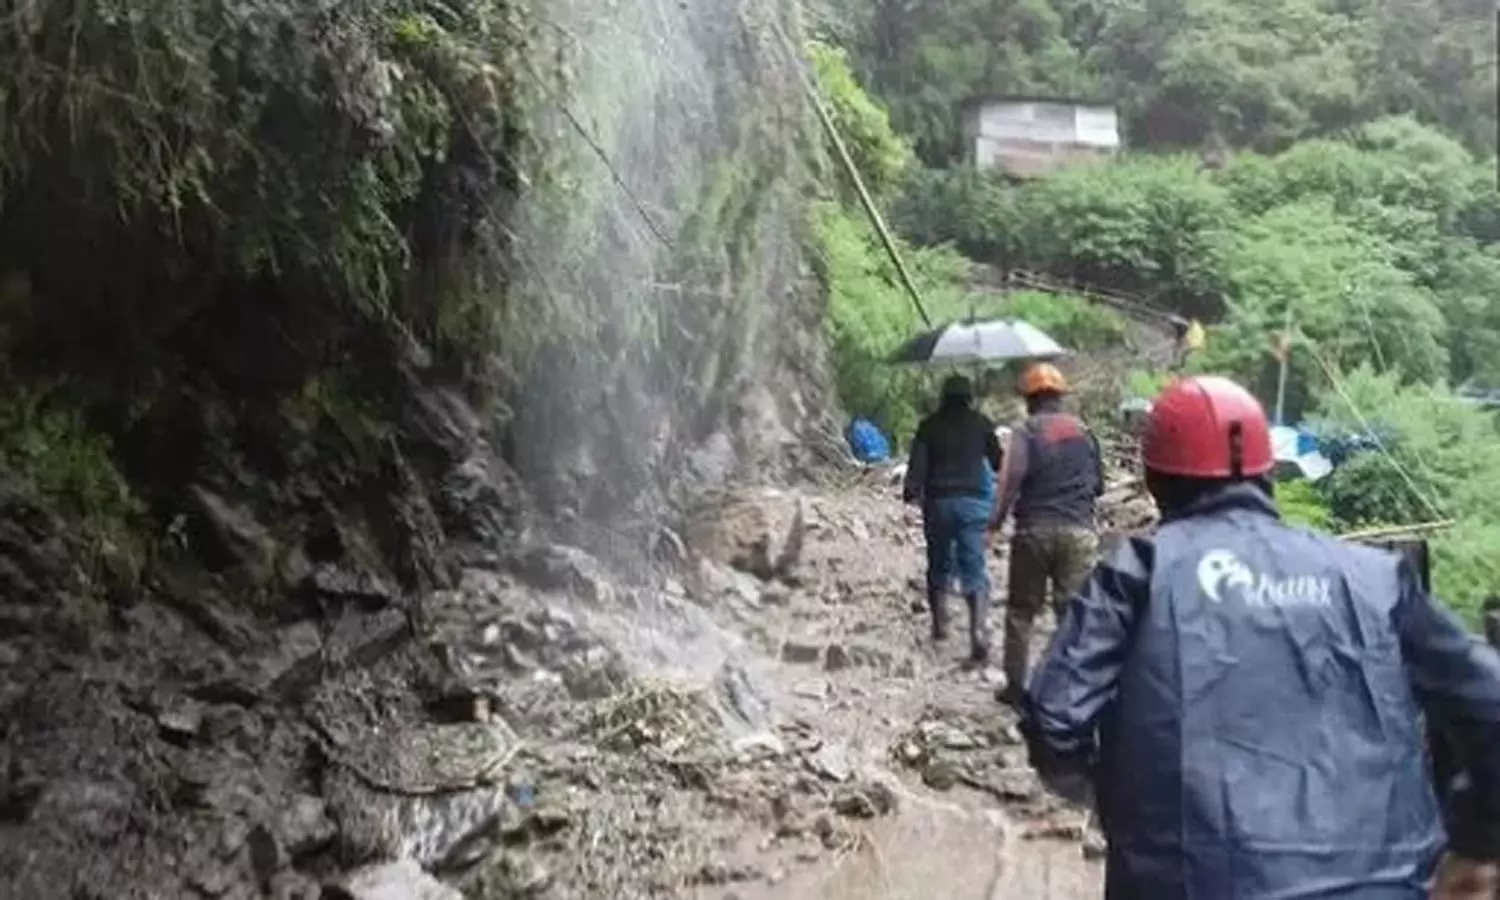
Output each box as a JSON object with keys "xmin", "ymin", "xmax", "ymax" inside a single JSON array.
[{"xmin": 0, "ymin": 0, "xmax": 837, "ymax": 896}]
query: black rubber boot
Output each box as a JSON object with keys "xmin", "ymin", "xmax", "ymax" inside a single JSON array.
[
  {"xmin": 964, "ymin": 592, "xmax": 990, "ymax": 667},
  {"xmin": 927, "ymin": 587, "xmax": 948, "ymax": 642}
]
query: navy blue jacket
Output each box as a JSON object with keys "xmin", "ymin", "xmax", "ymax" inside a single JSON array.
[{"xmin": 1021, "ymin": 484, "xmax": 1500, "ymax": 899}]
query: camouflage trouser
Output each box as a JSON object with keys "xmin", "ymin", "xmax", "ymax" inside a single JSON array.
[{"xmin": 1003, "ymin": 525, "xmax": 1100, "ymax": 693}]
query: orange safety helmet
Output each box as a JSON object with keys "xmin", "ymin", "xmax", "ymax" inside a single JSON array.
[{"xmin": 1018, "ymin": 362, "xmax": 1068, "ymax": 397}]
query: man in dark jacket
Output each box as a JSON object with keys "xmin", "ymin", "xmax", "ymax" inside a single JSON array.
[
  {"xmin": 1020, "ymin": 375, "xmax": 1500, "ymax": 899},
  {"xmin": 990, "ymin": 362, "xmax": 1103, "ymax": 706},
  {"xmin": 903, "ymin": 374, "xmax": 1003, "ymax": 664}
]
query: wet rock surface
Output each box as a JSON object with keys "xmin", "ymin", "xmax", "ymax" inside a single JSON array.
[{"xmin": 0, "ymin": 451, "xmax": 1121, "ymax": 899}]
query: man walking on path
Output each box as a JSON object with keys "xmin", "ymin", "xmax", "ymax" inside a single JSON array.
[
  {"xmin": 990, "ymin": 362, "xmax": 1103, "ymax": 706},
  {"xmin": 903, "ymin": 374, "xmax": 1003, "ymax": 665},
  {"xmin": 1020, "ymin": 375, "xmax": 1500, "ymax": 899}
]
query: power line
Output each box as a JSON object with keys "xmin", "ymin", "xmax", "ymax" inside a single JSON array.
[{"xmin": 1304, "ymin": 342, "xmax": 1447, "ymax": 522}]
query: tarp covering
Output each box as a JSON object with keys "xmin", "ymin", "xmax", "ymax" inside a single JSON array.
[
  {"xmin": 1270, "ymin": 424, "xmax": 1333, "ymax": 480},
  {"xmin": 847, "ymin": 418, "xmax": 891, "ymax": 463},
  {"xmin": 1021, "ymin": 484, "xmax": 1500, "ymax": 898}
]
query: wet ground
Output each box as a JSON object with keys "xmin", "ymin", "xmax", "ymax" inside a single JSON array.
[{"xmin": 674, "ymin": 474, "xmax": 1106, "ymax": 899}]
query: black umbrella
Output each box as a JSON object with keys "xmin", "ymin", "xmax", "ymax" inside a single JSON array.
[{"xmin": 888, "ymin": 318, "xmax": 1068, "ymax": 365}]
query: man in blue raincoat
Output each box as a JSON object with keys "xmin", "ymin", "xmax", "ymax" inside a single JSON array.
[{"xmin": 1020, "ymin": 375, "xmax": 1500, "ymax": 899}]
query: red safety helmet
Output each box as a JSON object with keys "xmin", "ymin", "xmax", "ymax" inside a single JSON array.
[{"xmin": 1142, "ymin": 376, "xmax": 1274, "ymax": 478}]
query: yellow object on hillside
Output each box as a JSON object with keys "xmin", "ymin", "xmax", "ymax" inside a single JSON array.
[{"xmin": 1186, "ymin": 319, "xmax": 1205, "ymax": 351}]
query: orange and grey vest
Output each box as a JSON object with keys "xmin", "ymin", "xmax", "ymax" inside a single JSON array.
[{"xmin": 1014, "ymin": 412, "xmax": 1103, "ymax": 529}]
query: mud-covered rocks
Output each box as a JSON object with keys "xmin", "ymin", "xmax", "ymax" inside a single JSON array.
[
  {"xmin": 685, "ymin": 487, "xmax": 808, "ymax": 583},
  {"xmin": 514, "ymin": 544, "xmax": 614, "ymax": 605},
  {"xmin": 830, "ymin": 780, "xmax": 898, "ymax": 818},
  {"xmin": 325, "ymin": 858, "xmax": 464, "ymax": 900}
]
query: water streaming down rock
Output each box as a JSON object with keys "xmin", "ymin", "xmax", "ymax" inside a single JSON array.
[
  {"xmin": 506, "ymin": 0, "xmax": 836, "ymax": 568},
  {"xmin": 0, "ymin": 1, "xmax": 842, "ymax": 895}
]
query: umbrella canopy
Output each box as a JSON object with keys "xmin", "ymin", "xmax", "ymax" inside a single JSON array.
[{"xmin": 888, "ymin": 318, "xmax": 1066, "ymax": 365}]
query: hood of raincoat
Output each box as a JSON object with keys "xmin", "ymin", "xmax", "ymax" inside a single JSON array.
[{"xmin": 1029, "ymin": 484, "xmax": 1450, "ymax": 899}]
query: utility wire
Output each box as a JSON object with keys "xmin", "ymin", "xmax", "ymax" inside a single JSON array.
[{"xmin": 1303, "ymin": 341, "xmax": 1448, "ymax": 521}]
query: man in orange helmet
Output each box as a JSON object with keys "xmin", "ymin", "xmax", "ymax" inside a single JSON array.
[
  {"xmin": 1018, "ymin": 374, "xmax": 1500, "ymax": 899},
  {"xmin": 990, "ymin": 361, "xmax": 1103, "ymax": 706}
]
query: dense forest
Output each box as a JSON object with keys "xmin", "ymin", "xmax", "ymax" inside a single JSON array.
[{"xmin": 806, "ymin": 0, "xmax": 1500, "ymax": 617}]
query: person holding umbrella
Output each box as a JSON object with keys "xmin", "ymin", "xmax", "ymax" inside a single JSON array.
[
  {"xmin": 989, "ymin": 361, "xmax": 1103, "ymax": 706},
  {"xmin": 902, "ymin": 374, "xmax": 1004, "ymax": 664}
]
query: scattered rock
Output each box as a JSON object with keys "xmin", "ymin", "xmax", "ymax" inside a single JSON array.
[
  {"xmin": 651, "ymin": 527, "xmax": 688, "ymax": 565},
  {"xmin": 831, "ymin": 780, "xmax": 897, "ymax": 819},
  {"xmin": 276, "ymin": 793, "xmax": 336, "ymax": 857},
  {"xmin": 304, "ymin": 563, "xmax": 399, "ymax": 611},
  {"xmin": 846, "ymin": 642, "xmax": 896, "ymax": 671},
  {"xmin": 1023, "ymin": 817, "xmax": 1088, "ymax": 841},
  {"xmin": 921, "ymin": 759, "xmax": 961, "ymax": 791},
  {"xmin": 156, "ymin": 698, "xmax": 205, "ymax": 745},
  {"xmin": 324, "ymin": 858, "xmax": 464, "ymax": 900},
  {"xmin": 515, "ymin": 544, "xmax": 612, "ymax": 605},
  {"xmin": 807, "ymin": 744, "xmax": 852, "ymax": 783},
  {"xmin": 269, "ymin": 869, "xmax": 319, "ymax": 900},
  {"xmin": 822, "ymin": 644, "xmax": 852, "ymax": 672},
  {"xmin": 30, "ymin": 779, "xmax": 133, "ymax": 841},
  {"xmin": 696, "ymin": 559, "xmax": 763, "ymax": 606},
  {"xmin": 692, "ymin": 860, "xmax": 761, "ymax": 885},
  {"xmin": 792, "ymin": 680, "xmax": 828, "ymax": 700},
  {"xmin": 780, "ymin": 641, "xmax": 821, "ymax": 665},
  {"xmin": 921, "ymin": 722, "xmax": 980, "ymax": 751},
  {"xmin": 486, "ymin": 851, "xmax": 550, "ymax": 895},
  {"xmin": 894, "ymin": 739, "xmax": 925, "ymax": 766},
  {"xmin": 759, "ymin": 583, "xmax": 790, "ymax": 606},
  {"xmin": 186, "ymin": 487, "xmax": 274, "ymax": 573},
  {"xmin": 987, "ymin": 771, "xmax": 1041, "ymax": 803},
  {"xmin": 717, "ymin": 663, "xmax": 774, "ymax": 731},
  {"xmin": 732, "ymin": 732, "xmax": 786, "ymax": 759},
  {"xmin": 191, "ymin": 863, "xmax": 240, "ymax": 897},
  {"xmin": 810, "ymin": 812, "xmax": 840, "ymax": 848}
]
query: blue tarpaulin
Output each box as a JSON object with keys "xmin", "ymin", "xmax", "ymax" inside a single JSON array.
[
  {"xmin": 847, "ymin": 418, "xmax": 891, "ymax": 464},
  {"xmin": 1270, "ymin": 425, "xmax": 1333, "ymax": 480}
]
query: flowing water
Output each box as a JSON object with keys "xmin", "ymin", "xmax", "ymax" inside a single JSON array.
[{"xmin": 507, "ymin": 0, "xmax": 819, "ymax": 565}]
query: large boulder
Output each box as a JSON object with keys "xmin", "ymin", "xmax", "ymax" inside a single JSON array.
[{"xmin": 684, "ymin": 488, "xmax": 807, "ymax": 583}]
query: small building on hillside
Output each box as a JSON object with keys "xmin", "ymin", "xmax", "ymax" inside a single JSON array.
[{"xmin": 962, "ymin": 96, "xmax": 1121, "ymax": 178}]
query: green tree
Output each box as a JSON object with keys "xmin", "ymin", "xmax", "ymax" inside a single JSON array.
[
  {"xmin": 1202, "ymin": 200, "xmax": 1448, "ymax": 418},
  {"xmin": 1007, "ymin": 155, "xmax": 1236, "ymax": 318},
  {"xmin": 808, "ymin": 39, "xmax": 916, "ymax": 204},
  {"xmin": 820, "ymin": 0, "xmax": 1096, "ymax": 164}
]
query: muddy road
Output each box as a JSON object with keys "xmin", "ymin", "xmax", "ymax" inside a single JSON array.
[{"xmin": 675, "ymin": 474, "xmax": 1106, "ymax": 900}]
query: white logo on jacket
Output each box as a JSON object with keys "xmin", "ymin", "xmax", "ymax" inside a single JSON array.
[{"xmin": 1195, "ymin": 549, "xmax": 1333, "ymax": 608}]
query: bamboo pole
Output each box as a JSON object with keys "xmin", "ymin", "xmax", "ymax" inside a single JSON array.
[
  {"xmin": 772, "ymin": 20, "xmax": 932, "ymax": 327},
  {"xmin": 1338, "ymin": 519, "xmax": 1455, "ymax": 541}
]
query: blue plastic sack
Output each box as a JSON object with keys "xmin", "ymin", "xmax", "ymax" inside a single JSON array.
[{"xmin": 847, "ymin": 418, "xmax": 891, "ymax": 463}]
